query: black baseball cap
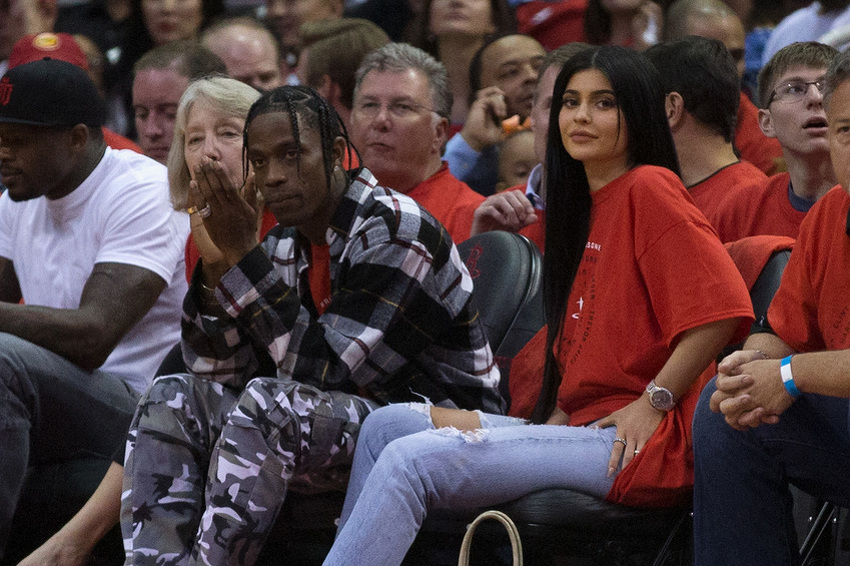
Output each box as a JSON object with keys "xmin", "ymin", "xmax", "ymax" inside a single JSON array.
[{"xmin": 0, "ymin": 58, "xmax": 105, "ymax": 128}]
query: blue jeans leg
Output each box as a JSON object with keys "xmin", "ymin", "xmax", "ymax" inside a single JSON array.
[
  {"xmin": 0, "ymin": 332, "xmax": 138, "ymax": 561},
  {"xmin": 324, "ymin": 404, "xmax": 616, "ymax": 566},
  {"xmin": 693, "ymin": 377, "xmax": 850, "ymax": 566}
]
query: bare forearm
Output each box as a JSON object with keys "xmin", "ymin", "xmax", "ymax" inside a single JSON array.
[
  {"xmin": 741, "ymin": 332, "xmax": 795, "ymax": 360},
  {"xmin": 655, "ymin": 318, "xmax": 741, "ymax": 399},
  {"xmin": 785, "ymin": 349, "xmax": 850, "ymax": 398},
  {"xmin": 16, "ymin": 463, "xmax": 122, "ymax": 566},
  {"xmin": 60, "ymin": 462, "xmax": 122, "ymax": 545},
  {"xmin": 0, "ymin": 303, "xmax": 116, "ymax": 370}
]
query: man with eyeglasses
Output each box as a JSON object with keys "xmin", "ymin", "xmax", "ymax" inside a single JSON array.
[
  {"xmin": 349, "ymin": 42, "xmax": 485, "ymax": 243},
  {"xmin": 691, "ymin": 47, "xmax": 850, "ymax": 565},
  {"xmin": 664, "ymin": 0, "xmax": 784, "ymax": 177},
  {"xmin": 710, "ymin": 41, "xmax": 839, "ymax": 242}
]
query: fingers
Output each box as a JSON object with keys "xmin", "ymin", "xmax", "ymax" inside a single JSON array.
[
  {"xmin": 608, "ymin": 435, "xmax": 625, "ymax": 477},
  {"xmin": 473, "ymin": 190, "xmax": 537, "ymax": 233},
  {"xmin": 715, "ymin": 372, "xmax": 753, "ymax": 393},
  {"xmin": 194, "ymin": 158, "xmax": 241, "ymax": 211},
  {"xmin": 717, "ymin": 349, "xmax": 763, "ymax": 375},
  {"xmin": 607, "ymin": 432, "xmax": 642, "ymax": 477}
]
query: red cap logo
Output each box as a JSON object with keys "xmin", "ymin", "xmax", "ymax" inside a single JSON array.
[{"xmin": 0, "ymin": 77, "xmax": 13, "ymax": 106}]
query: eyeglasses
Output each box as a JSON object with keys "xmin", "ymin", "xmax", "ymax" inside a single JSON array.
[
  {"xmin": 768, "ymin": 79, "xmax": 826, "ymax": 105},
  {"xmin": 353, "ymin": 100, "xmax": 443, "ymax": 120}
]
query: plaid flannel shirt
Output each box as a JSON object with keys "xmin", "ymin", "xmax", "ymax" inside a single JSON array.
[{"xmin": 182, "ymin": 168, "xmax": 504, "ymax": 414}]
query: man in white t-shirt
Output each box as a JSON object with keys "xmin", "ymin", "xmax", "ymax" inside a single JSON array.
[{"xmin": 0, "ymin": 58, "xmax": 188, "ymax": 560}]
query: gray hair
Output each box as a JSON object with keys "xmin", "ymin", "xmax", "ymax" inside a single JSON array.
[
  {"xmin": 825, "ymin": 49, "xmax": 850, "ymax": 109},
  {"xmin": 354, "ymin": 42, "xmax": 452, "ymax": 119},
  {"xmin": 167, "ymin": 76, "xmax": 261, "ymax": 210}
]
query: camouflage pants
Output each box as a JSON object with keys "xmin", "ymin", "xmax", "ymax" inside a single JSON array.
[{"xmin": 120, "ymin": 374, "xmax": 377, "ymax": 566}]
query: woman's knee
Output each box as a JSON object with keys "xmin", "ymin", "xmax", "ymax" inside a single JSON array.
[{"xmin": 358, "ymin": 403, "xmax": 434, "ymax": 456}]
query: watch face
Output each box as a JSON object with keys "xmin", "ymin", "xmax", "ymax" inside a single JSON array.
[{"xmin": 650, "ymin": 389, "xmax": 674, "ymax": 410}]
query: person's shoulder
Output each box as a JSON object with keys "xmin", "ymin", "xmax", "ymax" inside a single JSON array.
[
  {"xmin": 351, "ymin": 170, "xmax": 454, "ymax": 254},
  {"xmin": 101, "ymin": 148, "xmax": 167, "ymax": 183},
  {"xmin": 91, "ymin": 149, "xmax": 172, "ymax": 213},
  {"xmin": 804, "ymin": 184, "xmax": 848, "ymax": 225},
  {"xmin": 624, "ymin": 165, "xmax": 685, "ymax": 196}
]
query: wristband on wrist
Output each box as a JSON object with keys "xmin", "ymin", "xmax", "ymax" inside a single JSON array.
[{"xmin": 780, "ymin": 355, "xmax": 801, "ymax": 399}]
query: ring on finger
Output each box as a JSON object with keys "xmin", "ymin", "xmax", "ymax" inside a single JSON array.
[
  {"xmin": 186, "ymin": 205, "xmax": 201, "ymax": 215},
  {"xmin": 613, "ymin": 437, "xmax": 627, "ymax": 446},
  {"xmin": 634, "ymin": 449, "xmax": 640, "ymax": 455},
  {"xmin": 198, "ymin": 204, "xmax": 212, "ymax": 218}
]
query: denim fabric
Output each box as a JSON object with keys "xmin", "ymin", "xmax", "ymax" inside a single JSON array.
[
  {"xmin": 693, "ymin": 378, "xmax": 850, "ymax": 565},
  {"xmin": 325, "ymin": 403, "xmax": 617, "ymax": 566},
  {"xmin": 0, "ymin": 332, "xmax": 138, "ymax": 560}
]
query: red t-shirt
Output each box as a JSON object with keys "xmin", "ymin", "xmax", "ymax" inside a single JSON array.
[
  {"xmin": 768, "ymin": 186, "xmax": 850, "ymax": 351},
  {"xmin": 710, "ymin": 172, "xmax": 808, "ymax": 243},
  {"xmin": 184, "ymin": 208, "xmax": 278, "ymax": 281},
  {"xmin": 405, "ymin": 163, "xmax": 485, "ymax": 244},
  {"xmin": 735, "ymin": 93, "xmax": 784, "ymax": 176},
  {"xmin": 516, "ymin": 0, "xmax": 588, "ymax": 51},
  {"xmin": 103, "ymin": 127, "xmax": 142, "ymax": 153},
  {"xmin": 689, "ymin": 160, "xmax": 767, "ymax": 225},
  {"xmin": 509, "ymin": 165, "xmax": 753, "ymax": 507}
]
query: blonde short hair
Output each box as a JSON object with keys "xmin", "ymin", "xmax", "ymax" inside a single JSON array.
[{"xmin": 167, "ymin": 76, "xmax": 260, "ymax": 210}]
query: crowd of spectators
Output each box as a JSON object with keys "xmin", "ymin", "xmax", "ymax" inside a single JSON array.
[{"xmin": 1, "ymin": 0, "xmax": 849, "ymax": 565}]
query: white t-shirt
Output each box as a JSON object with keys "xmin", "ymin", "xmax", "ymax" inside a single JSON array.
[
  {"xmin": 0, "ymin": 147, "xmax": 189, "ymax": 393},
  {"xmin": 762, "ymin": 2, "xmax": 850, "ymax": 65}
]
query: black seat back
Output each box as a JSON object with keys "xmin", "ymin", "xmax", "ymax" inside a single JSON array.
[{"xmin": 457, "ymin": 232, "xmax": 544, "ymax": 406}]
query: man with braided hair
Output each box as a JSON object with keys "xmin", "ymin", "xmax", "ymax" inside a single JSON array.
[{"xmin": 120, "ymin": 84, "xmax": 503, "ymax": 566}]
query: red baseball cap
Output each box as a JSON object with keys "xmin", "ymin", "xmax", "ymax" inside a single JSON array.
[{"xmin": 8, "ymin": 32, "xmax": 90, "ymax": 71}]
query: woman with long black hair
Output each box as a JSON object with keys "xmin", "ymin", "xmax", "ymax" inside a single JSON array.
[{"xmin": 322, "ymin": 44, "xmax": 754, "ymax": 566}]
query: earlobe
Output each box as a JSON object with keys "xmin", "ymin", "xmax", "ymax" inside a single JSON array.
[
  {"xmin": 332, "ymin": 135, "xmax": 346, "ymax": 169},
  {"xmin": 757, "ymin": 108, "xmax": 776, "ymax": 138},
  {"xmin": 433, "ymin": 117, "xmax": 449, "ymax": 152},
  {"xmin": 69, "ymin": 124, "xmax": 90, "ymax": 151},
  {"xmin": 665, "ymin": 92, "xmax": 683, "ymax": 130}
]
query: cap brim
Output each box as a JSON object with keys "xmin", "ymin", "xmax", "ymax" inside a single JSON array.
[{"xmin": 0, "ymin": 115, "xmax": 76, "ymax": 126}]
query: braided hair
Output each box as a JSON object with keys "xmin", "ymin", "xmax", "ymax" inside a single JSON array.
[{"xmin": 242, "ymin": 85, "xmax": 360, "ymax": 190}]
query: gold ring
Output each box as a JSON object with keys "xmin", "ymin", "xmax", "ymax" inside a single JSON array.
[{"xmin": 186, "ymin": 205, "xmax": 200, "ymax": 215}]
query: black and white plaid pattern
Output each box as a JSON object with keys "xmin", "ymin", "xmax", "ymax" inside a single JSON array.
[{"xmin": 182, "ymin": 168, "xmax": 504, "ymax": 415}]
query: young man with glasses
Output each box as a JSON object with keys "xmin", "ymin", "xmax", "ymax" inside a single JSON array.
[
  {"xmin": 711, "ymin": 41, "xmax": 839, "ymax": 242},
  {"xmin": 692, "ymin": 47, "xmax": 850, "ymax": 565},
  {"xmin": 349, "ymin": 42, "xmax": 485, "ymax": 243}
]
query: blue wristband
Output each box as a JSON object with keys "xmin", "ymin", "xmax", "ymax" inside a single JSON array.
[{"xmin": 780, "ymin": 355, "xmax": 801, "ymax": 398}]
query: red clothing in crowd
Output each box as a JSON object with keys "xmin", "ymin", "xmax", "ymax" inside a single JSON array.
[
  {"xmin": 405, "ymin": 163, "xmax": 484, "ymax": 244},
  {"xmin": 508, "ymin": 166, "xmax": 753, "ymax": 507},
  {"xmin": 103, "ymin": 127, "xmax": 143, "ymax": 153},
  {"xmin": 735, "ymin": 94, "xmax": 784, "ymax": 176},
  {"xmin": 711, "ymin": 172, "xmax": 809, "ymax": 243},
  {"xmin": 768, "ymin": 186, "xmax": 850, "ymax": 351},
  {"xmin": 516, "ymin": 0, "xmax": 588, "ymax": 51},
  {"xmin": 689, "ymin": 160, "xmax": 767, "ymax": 228}
]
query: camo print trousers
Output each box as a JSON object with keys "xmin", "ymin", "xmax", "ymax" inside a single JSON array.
[{"xmin": 120, "ymin": 374, "xmax": 377, "ymax": 566}]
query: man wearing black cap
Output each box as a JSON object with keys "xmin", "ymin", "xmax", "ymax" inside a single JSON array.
[{"xmin": 0, "ymin": 58, "xmax": 188, "ymax": 560}]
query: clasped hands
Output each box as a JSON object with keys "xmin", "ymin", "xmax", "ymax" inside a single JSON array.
[
  {"xmin": 188, "ymin": 158, "xmax": 260, "ymax": 272},
  {"xmin": 709, "ymin": 349, "xmax": 795, "ymax": 431}
]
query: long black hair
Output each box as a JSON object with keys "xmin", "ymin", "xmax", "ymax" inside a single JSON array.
[
  {"xmin": 242, "ymin": 85, "xmax": 360, "ymax": 191},
  {"xmin": 530, "ymin": 45, "xmax": 680, "ymax": 423}
]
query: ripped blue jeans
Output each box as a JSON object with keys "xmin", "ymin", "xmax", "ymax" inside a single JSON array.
[{"xmin": 324, "ymin": 403, "xmax": 618, "ymax": 566}]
